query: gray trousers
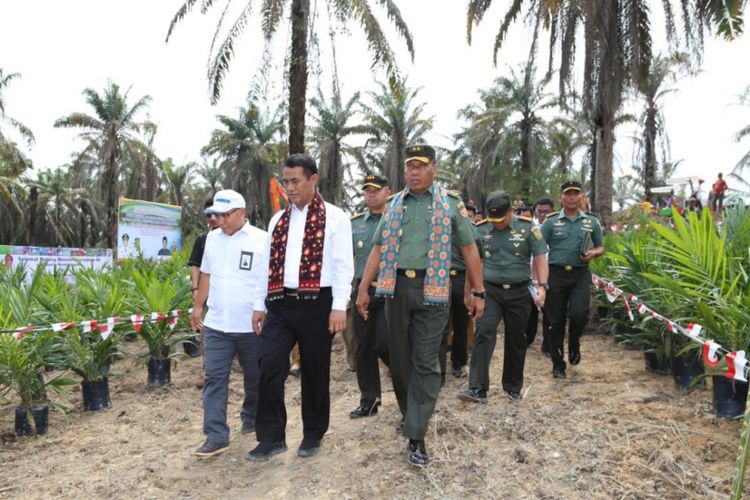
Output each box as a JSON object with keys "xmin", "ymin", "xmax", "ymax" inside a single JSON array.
[
  {"xmin": 385, "ymin": 276, "xmax": 449, "ymax": 440},
  {"xmin": 203, "ymin": 325, "xmax": 259, "ymax": 444}
]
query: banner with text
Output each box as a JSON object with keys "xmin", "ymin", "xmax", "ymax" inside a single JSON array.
[
  {"xmin": 117, "ymin": 198, "xmax": 182, "ymax": 260},
  {"xmin": 0, "ymin": 245, "xmax": 112, "ymax": 276}
]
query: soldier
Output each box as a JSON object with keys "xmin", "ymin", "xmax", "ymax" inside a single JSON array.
[
  {"xmin": 356, "ymin": 144, "xmax": 484, "ymax": 467},
  {"xmin": 540, "ymin": 181, "xmax": 604, "ymax": 379},
  {"xmin": 527, "ymin": 197, "xmax": 554, "ymax": 354},
  {"xmin": 458, "ymin": 191, "xmax": 548, "ymax": 404},
  {"xmin": 439, "ymin": 199, "xmax": 477, "ymax": 381},
  {"xmin": 349, "ymin": 174, "xmax": 391, "ymax": 418}
]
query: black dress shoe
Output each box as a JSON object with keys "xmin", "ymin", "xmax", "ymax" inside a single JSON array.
[
  {"xmin": 193, "ymin": 440, "xmax": 229, "ymax": 457},
  {"xmin": 408, "ymin": 439, "xmax": 429, "ymax": 466},
  {"xmin": 553, "ymin": 368, "xmax": 567, "ymax": 379},
  {"xmin": 569, "ymin": 349, "xmax": 581, "ymax": 365},
  {"xmin": 297, "ymin": 437, "xmax": 321, "ymax": 458},
  {"xmin": 457, "ymin": 388, "xmax": 488, "ymax": 404},
  {"xmin": 506, "ymin": 390, "xmax": 523, "ymax": 402},
  {"xmin": 452, "ymin": 365, "xmax": 466, "ymax": 378},
  {"xmin": 245, "ymin": 441, "xmax": 287, "ymax": 461},
  {"xmin": 349, "ymin": 400, "xmax": 380, "ymax": 418}
]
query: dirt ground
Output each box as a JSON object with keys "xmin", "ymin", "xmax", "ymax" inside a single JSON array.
[{"xmin": 1, "ymin": 317, "xmax": 748, "ymax": 499}]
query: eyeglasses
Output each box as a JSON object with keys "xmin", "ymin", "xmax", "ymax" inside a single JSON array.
[{"xmin": 215, "ymin": 208, "xmax": 240, "ymax": 219}]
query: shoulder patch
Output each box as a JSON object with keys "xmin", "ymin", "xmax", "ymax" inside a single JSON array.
[
  {"xmin": 475, "ymin": 219, "xmax": 489, "ymax": 227},
  {"xmin": 350, "ymin": 212, "xmax": 365, "ymax": 220},
  {"xmin": 447, "ymin": 190, "xmax": 462, "ymax": 200},
  {"xmin": 517, "ymin": 215, "xmax": 533, "ymax": 223},
  {"xmin": 548, "ymin": 211, "xmax": 560, "ymax": 217}
]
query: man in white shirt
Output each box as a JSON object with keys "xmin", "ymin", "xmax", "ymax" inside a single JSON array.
[
  {"xmin": 247, "ymin": 154, "xmax": 353, "ymax": 461},
  {"xmin": 190, "ymin": 189, "xmax": 268, "ymax": 457},
  {"xmin": 693, "ymin": 178, "xmax": 708, "ymax": 210}
]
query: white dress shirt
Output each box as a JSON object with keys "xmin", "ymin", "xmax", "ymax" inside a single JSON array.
[
  {"xmin": 254, "ymin": 201, "xmax": 354, "ymax": 312},
  {"xmin": 201, "ymin": 221, "xmax": 268, "ymax": 332}
]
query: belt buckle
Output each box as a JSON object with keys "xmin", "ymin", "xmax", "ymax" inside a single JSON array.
[
  {"xmin": 405, "ymin": 270, "xmax": 416, "ymax": 279},
  {"xmin": 564, "ymin": 265, "xmax": 573, "ymax": 271},
  {"xmin": 449, "ymin": 269, "xmax": 457, "ymax": 276},
  {"xmin": 502, "ymin": 284, "xmax": 511, "ymax": 290}
]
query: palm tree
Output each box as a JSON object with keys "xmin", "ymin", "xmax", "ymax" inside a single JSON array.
[
  {"xmin": 166, "ymin": 0, "xmax": 414, "ymax": 154},
  {"xmin": 547, "ymin": 117, "xmax": 587, "ymax": 177},
  {"xmin": 201, "ymin": 99, "xmax": 285, "ymax": 226},
  {"xmin": 632, "ymin": 53, "xmax": 688, "ymax": 201},
  {"xmin": 612, "ymin": 170, "xmax": 641, "ymax": 211},
  {"xmin": 359, "ymin": 78, "xmax": 433, "ymax": 192},
  {"xmin": 307, "ymin": 83, "xmax": 369, "ymax": 205},
  {"xmin": 0, "ymin": 68, "xmax": 34, "ymax": 175},
  {"xmin": 198, "ymin": 157, "xmax": 223, "ymax": 193},
  {"xmin": 28, "ymin": 167, "xmax": 90, "ymax": 247},
  {"xmin": 54, "ymin": 81, "xmax": 155, "ymax": 248},
  {"xmin": 478, "ymin": 67, "xmax": 555, "ymax": 197},
  {"xmin": 730, "ymin": 84, "xmax": 750, "ymax": 192},
  {"xmin": 466, "ymin": 0, "xmax": 746, "ymax": 228}
]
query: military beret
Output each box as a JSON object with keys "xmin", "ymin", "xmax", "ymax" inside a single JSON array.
[{"xmin": 404, "ymin": 144, "xmax": 436, "ymax": 164}]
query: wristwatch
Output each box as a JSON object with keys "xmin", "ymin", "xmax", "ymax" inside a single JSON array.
[
  {"xmin": 537, "ymin": 283, "xmax": 549, "ymax": 290},
  {"xmin": 471, "ymin": 289, "xmax": 486, "ymax": 299}
]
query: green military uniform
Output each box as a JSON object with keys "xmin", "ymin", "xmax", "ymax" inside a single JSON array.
[
  {"xmin": 464, "ymin": 191, "xmax": 548, "ymax": 399},
  {"xmin": 540, "ymin": 181, "xmax": 603, "ymax": 375},
  {"xmin": 350, "ymin": 205, "xmax": 389, "ymax": 410},
  {"xmin": 438, "ymin": 219, "xmax": 475, "ymax": 380},
  {"xmin": 373, "ymin": 181, "xmax": 475, "ymax": 441}
]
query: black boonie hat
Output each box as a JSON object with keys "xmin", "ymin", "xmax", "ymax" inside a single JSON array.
[
  {"xmin": 404, "ymin": 144, "xmax": 436, "ymax": 164},
  {"xmin": 560, "ymin": 180, "xmax": 583, "ymax": 193},
  {"xmin": 362, "ymin": 174, "xmax": 389, "ymax": 189},
  {"xmin": 485, "ymin": 190, "xmax": 512, "ymax": 223}
]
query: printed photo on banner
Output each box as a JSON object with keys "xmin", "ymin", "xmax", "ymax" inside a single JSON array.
[{"xmin": 117, "ymin": 198, "xmax": 182, "ymax": 261}]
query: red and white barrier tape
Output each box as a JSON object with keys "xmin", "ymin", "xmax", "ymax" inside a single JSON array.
[
  {"xmin": 592, "ymin": 274, "xmax": 749, "ymax": 382},
  {"xmin": 2, "ymin": 308, "xmax": 193, "ymax": 340}
]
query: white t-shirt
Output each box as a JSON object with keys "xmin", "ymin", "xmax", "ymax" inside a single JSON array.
[
  {"xmin": 200, "ymin": 221, "xmax": 268, "ymax": 332},
  {"xmin": 254, "ymin": 201, "xmax": 354, "ymax": 312}
]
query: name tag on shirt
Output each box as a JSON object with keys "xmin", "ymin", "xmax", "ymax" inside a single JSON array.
[{"xmin": 239, "ymin": 251, "xmax": 254, "ymax": 270}]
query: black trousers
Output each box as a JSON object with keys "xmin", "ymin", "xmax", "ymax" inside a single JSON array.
[
  {"xmin": 352, "ymin": 280, "xmax": 389, "ymax": 405},
  {"xmin": 545, "ymin": 266, "xmax": 591, "ymax": 371},
  {"xmin": 255, "ymin": 288, "xmax": 333, "ymax": 443},
  {"xmin": 469, "ymin": 283, "xmax": 531, "ymax": 393},
  {"xmin": 439, "ymin": 271, "xmax": 470, "ymax": 375},
  {"xmin": 526, "ymin": 305, "xmax": 551, "ymax": 351}
]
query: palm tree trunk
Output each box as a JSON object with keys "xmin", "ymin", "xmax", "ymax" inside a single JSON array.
[
  {"xmin": 591, "ymin": 0, "xmax": 621, "ymax": 230},
  {"xmin": 643, "ymin": 101, "xmax": 657, "ymax": 201},
  {"xmin": 146, "ymin": 157, "xmax": 157, "ymax": 202},
  {"xmin": 28, "ymin": 185, "xmax": 38, "ymax": 246},
  {"xmin": 106, "ymin": 151, "xmax": 118, "ymax": 249},
  {"xmin": 288, "ymin": 0, "xmax": 310, "ymax": 154},
  {"xmin": 588, "ymin": 137, "xmax": 597, "ymax": 209},
  {"xmin": 520, "ymin": 118, "xmax": 532, "ymax": 198},
  {"xmin": 79, "ymin": 202, "xmax": 87, "ymax": 247}
]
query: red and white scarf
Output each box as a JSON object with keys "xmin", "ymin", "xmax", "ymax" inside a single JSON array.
[{"xmin": 267, "ymin": 192, "xmax": 326, "ymax": 301}]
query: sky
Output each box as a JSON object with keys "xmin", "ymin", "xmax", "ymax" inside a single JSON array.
[{"xmin": 1, "ymin": 0, "xmax": 749, "ymax": 194}]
